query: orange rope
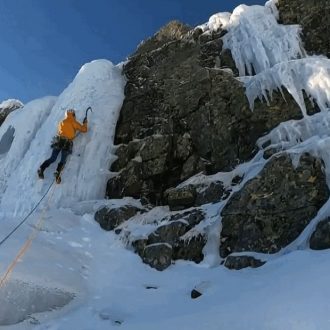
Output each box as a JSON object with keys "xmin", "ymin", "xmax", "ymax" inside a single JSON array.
[
  {"xmin": 0, "ymin": 183, "xmax": 56, "ymax": 289},
  {"xmin": 0, "ymin": 239, "xmax": 32, "ymax": 288}
]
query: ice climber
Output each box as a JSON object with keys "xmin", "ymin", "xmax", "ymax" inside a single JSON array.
[{"xmin": 37, "ymin": 109, "xmax": 88, "ymax": 183}]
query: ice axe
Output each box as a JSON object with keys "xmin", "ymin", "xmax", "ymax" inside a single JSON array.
[{"xmin": 83, "ymin": 106, "xmax": 92, "ymax": 123}]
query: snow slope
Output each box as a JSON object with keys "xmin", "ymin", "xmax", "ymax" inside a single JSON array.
[
  {"xmin": 4, "ymin": 210, "xmax": 330, "ymax": 330},
  {"xmin": 1, "ymin": 1, "xmax": 330, "ymax": 329}
]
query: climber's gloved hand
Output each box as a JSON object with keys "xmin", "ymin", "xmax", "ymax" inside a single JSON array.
[{"xmin": 83, "ymin": 117, "xmax": 88, "ymax": 124}]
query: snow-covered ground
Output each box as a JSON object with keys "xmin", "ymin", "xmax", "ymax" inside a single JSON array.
[
  {"xmin": 1, "ymin": 0, "xmax": 330, "ymax": 329},
  {"xmin": 3, "ymin": 208, "xmax": 330, "ymax": 330}
]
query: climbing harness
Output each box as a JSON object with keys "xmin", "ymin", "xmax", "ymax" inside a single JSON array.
[{"xmin": 0, "ymin": 180, "xmax": 56, "ymax": 288}]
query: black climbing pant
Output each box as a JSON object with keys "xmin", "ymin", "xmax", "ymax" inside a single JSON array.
[{"xmin": 40, "ymin": 148, "xmax": 69, "ymax": 173}]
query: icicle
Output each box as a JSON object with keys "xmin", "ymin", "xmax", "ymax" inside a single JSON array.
[
  {"xmin": 257, "ymin": 112, "xmax": 330, "ymax": 154},
  {"xmin": 239, "ymin": 57, "xmax": 330, "ymax": 116},
  {"xmin": 223, "ymin": 4, "xmax": 305, "ymax": 76}
]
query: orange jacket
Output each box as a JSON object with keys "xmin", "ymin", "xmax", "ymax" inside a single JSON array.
[{"xmin": 57, "ymin": 112, "xmax": 88, "ymax": 140}]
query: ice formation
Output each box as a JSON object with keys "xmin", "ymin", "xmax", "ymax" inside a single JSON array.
[
  {"xmin": 222, "ymin": 4, "xmax": 305, "ymax": 76},
  {"xmin": 239, "ymin": 57, "xmax": 330, "ymax": 115},
  {"xmin": 218, "ymin": 2, "xmax": 330, "ymax": 117},
  {"xmin": 0, "ymin": 60, "xmax": 125, "ymax": 217}
]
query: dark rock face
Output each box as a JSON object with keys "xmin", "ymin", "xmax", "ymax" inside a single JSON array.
[
  {"xmin": 224, "ymin": 256, "xmax": 266, "ymax": 270},
  {"xmin": 133, "ymin": 208, "xmax": 206, "ymax": 270},
  {"xmin": 195, "ymin": 181, "xmax": 230, "ymax": 205},
  {"xmin": 108, "ymin": 20, "xmax": 304, "ymax": 204},
  {"xmin": 133, "ymin": 21, "xmax": 192, "ymax": 57},
  {"xmin": 142, "ymin": 244, "xmax": 173, "ymax": 271},
  {"xmin": 277, "ymin": 0, "xmax": 330, "ymax": 57},
  {"xmin": 94, "ymin": 205, "xmax": 143, "ymax": 231},
  {"xmin": 174, "ymin": 234, "xmax": 205, "ymax": 263},
  {"xmin": 164, "ymin": 180, "xmax": 228, "ymax": 211},
  {"xmin": 220, "ymin": 154, "xmax": 329, "ymax": 257},
  {"xmin": 165, "ymin": 186, "xmax": 196, "ymax": 211},
  {"xmin": 310, "ymin": 218, "xmax": 330, "ymax": 250},
  {"xmin": 104, "ymin": 9, "xmax": 330, "ymax": 270},
  {"xmin": 191, "ymin": 289, "xmax": 202, "ymax": 299}
]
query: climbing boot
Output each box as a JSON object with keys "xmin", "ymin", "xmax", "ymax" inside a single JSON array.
[
  {"xmin": 37, "ymin": 168, "xmax": 44, "ymax": 179},
  {"xmin": 54, "ymin": 171, "xmax": 61, "ymax": 184},
  {"xmin": 54, "ymin": 162, "xmax": 64, "ymax": 184}
]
